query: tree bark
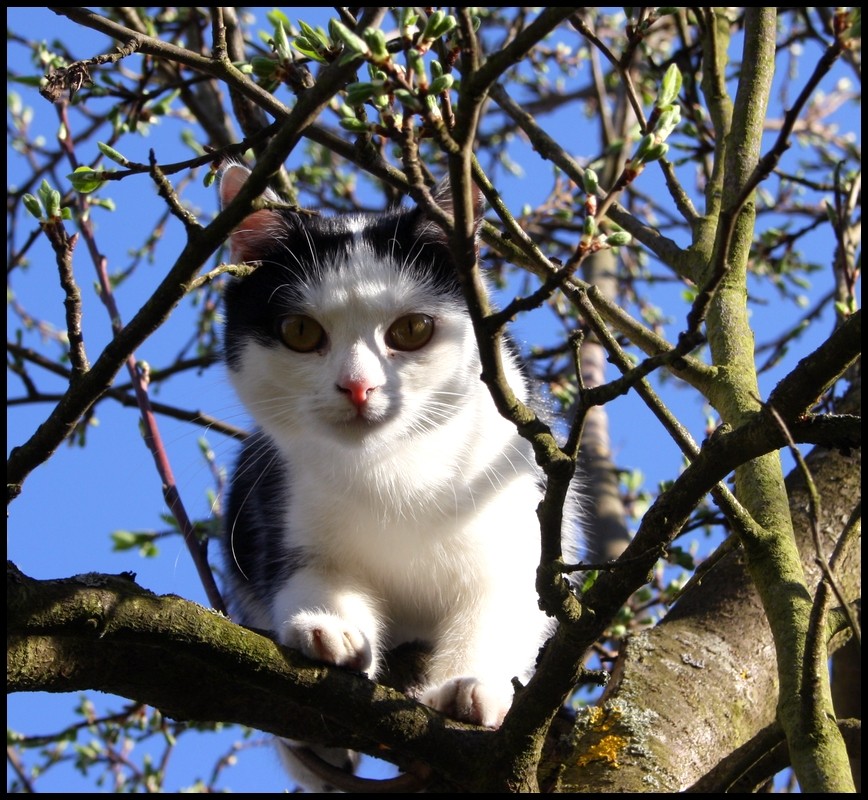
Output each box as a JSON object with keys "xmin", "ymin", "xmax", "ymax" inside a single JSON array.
[
  {"xmin": 555, "ymin": 426, "xmax": 861, "ymax": 791},
  {"xmin": 5, "ymin": 562, "xmax": 497, "ymax": 791}
]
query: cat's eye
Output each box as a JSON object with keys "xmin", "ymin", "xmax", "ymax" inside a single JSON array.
[
  {"xmin": 385, "ymin": 313, "xmax": 435, "ymax": 351},
  {"xmin": 279, "ymin": 314, "xmax": 326, "ymax": 353}
]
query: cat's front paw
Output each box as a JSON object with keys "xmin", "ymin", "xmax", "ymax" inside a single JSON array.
[
  {"xmin": 284, "ymin": 612, "xmax": 373, "ymax": 674},
  {"xmin": 420, "ymin": 677, "xmax": 512, "ymax": 729}
]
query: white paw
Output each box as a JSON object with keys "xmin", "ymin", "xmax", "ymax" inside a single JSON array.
[
  {"xmin": 284, "ymin": 611, "xmax": 372, "ymax": 673},
  {"xmin": 420, "ymin": 677, "xmax": 512, "ymax": 728}
]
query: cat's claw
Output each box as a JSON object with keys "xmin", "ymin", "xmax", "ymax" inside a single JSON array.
[
  {"xmin": 420, "ymin": 677, "xmax": 511, "ymax": 729},
  {"xmin": 285, "ymin": 612, "xmax": 373, "ymax": 673}
]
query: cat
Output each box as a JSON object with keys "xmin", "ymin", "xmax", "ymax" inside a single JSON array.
[{"xmin": 218, "ymin": 163, "xmax": 580, "ymax": 791}]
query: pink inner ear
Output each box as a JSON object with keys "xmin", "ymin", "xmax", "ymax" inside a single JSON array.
[
  {"xmin": 219, "ymin": 164, "xmax": 250, "ymax": 208},
  {"xmin": 219, "ymin": 165, "xmax": 285, "ymax": 264},
  {"xmin": 226, "ymin": 207, "xmax": 284, "ymax": 264}
]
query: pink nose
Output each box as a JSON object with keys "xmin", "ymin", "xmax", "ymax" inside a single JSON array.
[{"xmin": 337, "ymin": 378, "xmax": 378, "ymax": 408}]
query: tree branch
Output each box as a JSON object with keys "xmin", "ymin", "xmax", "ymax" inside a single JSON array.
[{"xmin": 5, "ymin": 562, "xmax": 496, "ymax": 792}]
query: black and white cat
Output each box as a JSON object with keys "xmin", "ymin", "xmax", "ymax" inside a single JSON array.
[{"xmin": 218, "ymin": 164, "xmax": 579, "ymax": 790}]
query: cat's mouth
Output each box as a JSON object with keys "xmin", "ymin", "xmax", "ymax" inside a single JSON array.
[
  {"xmin": 322, "ymin": 396, "xmax": 400, "ymax": 441},
  {"xmin": 331, "ymin": 408, "xmax": 391, "ymax": 436}
]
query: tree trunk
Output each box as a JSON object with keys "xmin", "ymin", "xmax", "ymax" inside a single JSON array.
[{"xmin": 554, "ymin": 422, "xmax": 860, "ymax": 791}]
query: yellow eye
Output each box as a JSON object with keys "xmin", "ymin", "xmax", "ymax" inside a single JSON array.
[
  {"xmin": 279, "ymin": 315, "xmax": 326, "ymax": 352},
  {"xmin": 386, "ymin": 314, "xmax": 434, "ymax": 351}
]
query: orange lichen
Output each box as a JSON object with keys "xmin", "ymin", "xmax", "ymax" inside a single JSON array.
[
  {"xmin": 575, "ymin": 705, "xmax": 628, "ymax": 769},
  {"xmin": 584, "ymin": 705, "xmax": 605, "ymax": 726},
  {"xmin": 576, "ymin": 734, "xmax": 628, "ymax": 769},
  {"xmin": 582, "ymin": 704, "xmax": 622, "ymax": 731}
]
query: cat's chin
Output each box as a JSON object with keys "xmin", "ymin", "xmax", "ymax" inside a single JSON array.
[{"xmin": 325, "ymin": 414, "xmax": 394, "ymax": 445}]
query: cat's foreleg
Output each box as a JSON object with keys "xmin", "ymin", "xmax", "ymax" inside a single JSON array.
[
  {"xmin": 418, "ymin": 589, "xmax": 552, "ymax": 729},
  {"xmin": 268, "ymin": 570, "xmax": 380, "ymax": 792},
  {"xmin": 272, "ymin": 569, "xmax": 382, "ymax": 675}
]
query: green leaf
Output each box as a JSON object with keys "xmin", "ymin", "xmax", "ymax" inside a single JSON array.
[
  {"xmin": 421, "ymin": 9, "xmax": 457, "ymax": 41},
  {"xmin": 633, "ymin": 132, "xmax": 656, "ymax": 161},
  {"xmin": 68, "ymin": 166, "xmax": 105, "ymax": 194},
  {"xmin": 90, "ymin": 197, "xmax": 116, "ymax": 212},
  {"xmin": 181, "ymin": 128, "xmax": 207, "ymax": 156},
  {"xmin": 297, "ymin": 19, "xmax": 330, "ymax": 50},
  {"xmin": 273, "ymin": 20, "xmax": 292, "ymax": 60},
  {"xmin": 292, "ymin": 38, "xmax": 326, "ymax": 64},
  {"xmin": 429, "ymin": 74, "xmax": 454, "ymax": 94},
  {"xmin": 38, "ymin": 179, "xmax": 62, "ymax": 216},
  {"xmin": 580, "ymin": 569, "xmax": 599, "ymax": 592},
  {"xmin": 394, "ymin": 89, "xmax": 422, "ymax": 110},
  {"xmin": 657, "ymin": 63, "xmax": 683, "ymax": 108},
  {"xmin": 158, "ymin": 511, "xmax": 177, "ymax": 529},
  {"xmin": 266, "ymin": 9, "xmax": 292, "ymax": 29},
  {"xmin": 654, "ymin": 104, "xmax": 681, "ymax": 141},
  {"xmin": 250, "ymin": 55, "xmax": 278, "ymax": 78},
  {"xmin": 363, "ymin": 28, "xmax": 389, "ymax": 62},
  {"xmin": 835, "ymin": 299, "xmax": 856, "ymax": 318},
  {"xmin": 140, "ymin": 541, "xmax": 159, "ymax": 558},
  {"xmin": 329, "ymin": 19, "xmax": 369, "ymax": 63},
  {"xmin": 606, "ymin": 231, "xmax": 632, "ymax": 247},
  {"xmin": 97, "ymin": 141, "xmax": 129, "ymax": 166},
  {"xmin": 12, "ymin": 75, "xmax": 45, "ymax": 87},
  {"xmin": 111, "ymin": 530, "xmax": 139, "ymax": 551},
  {"xmin": 845, "ymin": 8, "xmax": 860, "ymax": 39},
  {"xmin": 405, "ymin": 48, "xmax": 425, "ymax": 81},
  {"xmin": 345, "ymin": 80, "xmax": 385, "ymax": 106},
  {"xmin": 422, "ymin": 9, "xmax": 446, "ymax": 40},
  {"xmin": 642, "ymin": 142, "xmax": 669, "ymax": 163},
  {"xmin": 22, "ymin": 193, "xmax": 43, "ymax": 219},
  {"xmin": 150, "ymin": 88, "xmax": 180, "ymax": 117},
  {"xmin": 339, "ymin": 117, "xmax": 372, "ymax": 133},
  {"xmin": 400, "ymin": 7, "xmax": 420, "ymax": 36},
  {"xmin": 667, "ymin": 546, "xmax": 696, "ymax": 570}
]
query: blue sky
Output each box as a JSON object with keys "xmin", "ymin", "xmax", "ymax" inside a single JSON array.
[{"xmin": 7, "ymin": 7, "xmax": 859, "ymax": 792}]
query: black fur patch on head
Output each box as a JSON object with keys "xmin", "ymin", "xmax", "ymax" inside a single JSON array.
[{"xmin": 222, "ymin": 204, "xmax": 466, "ymax": 371}]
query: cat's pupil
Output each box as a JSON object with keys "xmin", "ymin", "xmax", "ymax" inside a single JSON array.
[
  {"xmin": 386, "ymin": 313, "xmax": 435, "ymax": 351},
  {"xmin": 279, "ymin": 314, "xmax": 326, "ymax": 353}
]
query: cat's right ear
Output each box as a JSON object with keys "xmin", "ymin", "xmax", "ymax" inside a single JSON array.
[
  {"xmin": 219, "ymin": 164, "xmax": 288, "ymax": 264},
  {"xmin": 429, "ymin": 176, "xmax": 485, "ymax": 233}
]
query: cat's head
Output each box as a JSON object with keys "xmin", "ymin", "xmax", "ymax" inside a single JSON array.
[{"xmin": 219, "ymin": 164, "xmax": 486, "ymax": 452}]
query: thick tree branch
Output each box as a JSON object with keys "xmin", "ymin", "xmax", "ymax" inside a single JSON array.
[
  {"xmin": 5, "ymin": 562, "xmax": 497, "ymax": 792},
  {"xmin": 555, "ymin": 412, "xmax": 861, "ymax": 791}
]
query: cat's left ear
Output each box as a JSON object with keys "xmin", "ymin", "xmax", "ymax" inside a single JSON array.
[{"xmin": 219, "ymin": 163, "xmax": 290, "ymax": 264}]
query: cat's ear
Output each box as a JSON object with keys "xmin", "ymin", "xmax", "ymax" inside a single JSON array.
[
  {"xmin": 419, "ymin": 177, "xmax": 485, "ymax": 244},
  {"xmin": 219, "ymin": 163, "xmax": 289, "ymax": 264}
]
